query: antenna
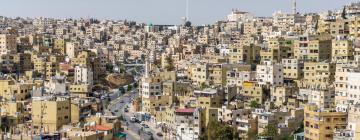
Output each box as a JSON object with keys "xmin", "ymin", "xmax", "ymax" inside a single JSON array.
[
  {"xmin": 186, "ymin": 0, "xmax": 189, "ymax": 21},
  {"xmin": 292, "ymin": 0, "xmax": 297, "ymax": 15}
]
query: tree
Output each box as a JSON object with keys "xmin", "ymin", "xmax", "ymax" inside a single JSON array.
[
  {"xmin": 201, "ymin": 120, "xmax": 239, "ymax": 140},
  {"xmin": 200, "ymin": 82, "xmax": 206, "ymax": 90},
  {"xmin": 106, "ymin": 63, "xmax": 114, "ymax": 72},
  {"xmin": 141, "ymin": 54, "xmax": 146, "ymax": 62},
  {"xmin": 133, "ymin": 82, "xmax": 138, "ymax": 88},
  {"xmin": 259, "ymin": 124, "xmax": 278, "ymax": 138},
  {"xmin": 165, "ymin": 56, "xmax": 175, "ymax": 71},
  {"xmin": 250, "ymin": 100, "xmax": 259, "ymax": 108},
  {"xmin": 341, "ymin": 6, "xmax": 347, "ymax": 19},
  {"xmin": 119, "ymin": 87, "xmax": 125, "ymax": 94},
  {"xmin": 127, "ymin": 85, "xmax": 133, "ymax": 91},
  {"xmin": 118, "ymin": 115, "xmax": 124, "ymax": 121},
  {"xmin": 280, "ymin": 135, "xmax": 293, "ymax": 140}
]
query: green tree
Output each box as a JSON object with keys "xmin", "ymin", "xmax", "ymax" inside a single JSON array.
[
  {"xmin": 106, "ymin": 63, "xmax": 114, "ymax": 72},
  {"xmin": 118, "ymin": 115, "xmax": 124, "ymax": 121},
  {"xmin": 280, "ymin": 135, "xmax": 293, "ymax": 140},
  {"xmin": 259, "ymin": 124, "xmax": 278, "ymax": 138},
  {"xmin": 165, "ymin": 56, "xmax": 175, "ymax": 71},
  {"xmin": 342, "ymin": 6, "xmax": 347, "ymax": 19},
  {"xmin": 250, "ymin": 100, "xmax": 259, "ymax": 108},
  {"xmin": 200, "ymin": 82, "xmax": 206, "ymax": 89},
  {"xmin": 202, "ymin": 121, "xmax": 239, "ymax": 140},
  {"xmin": 119, "ymin": 87, "xmax": 125, "ymax": 94},
  {"xmin": 141, "ymin": 54, "xmax": 146, "ymax": 62},
  {"xmin": 127, "ymin": 85, "xmax": 133, "ymax": 91},
  {"xmin": 133, "ymin": 82, "xmax": 138, "ymax": 88}
]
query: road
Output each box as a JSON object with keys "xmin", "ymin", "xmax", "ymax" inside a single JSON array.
[{"xmin": 107, "ymin": 89, "xmax": 163, "ymax": 140}]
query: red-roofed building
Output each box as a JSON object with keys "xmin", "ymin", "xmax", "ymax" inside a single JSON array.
[
  {"xmin": 174, "ymin": 108, "xmax": 202, "ymax": 140},
  {"xmin": 90, "ymin": 125, "xmax": 112, "ymax": 131},
  {"xmin": 175, "ymin": 108, "xmax": 195, "ymax": 113}
]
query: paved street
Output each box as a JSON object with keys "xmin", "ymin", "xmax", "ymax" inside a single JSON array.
[{"xmin": 108, "ymin": 89, "xmax": 163, "ymax": 140}]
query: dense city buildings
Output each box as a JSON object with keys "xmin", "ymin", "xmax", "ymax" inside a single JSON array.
[{"xmin": 1, "ymin": 0, "xmax": 360, "ymax": 140}]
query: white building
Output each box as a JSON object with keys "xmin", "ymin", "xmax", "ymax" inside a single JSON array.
[
  {"xmin": 256, "ymin": 60, "xmax": 284, "ymax": 86},
  {"xmin": 175, "ymin": 108, "xmax": 202, "ymax": 140},
  {"xmin": 74, "ymin": 65, "xmax": 93, "ymax": 85},
  {"xmin": 227, "ymin": 10, "xmax": 254, "ymax": 22},
  {"xmin": 45, "ymin": 76, "xmax": 66, "ymax": 94},
  {"xmin": 226, "ymin": 69, "xmax": 256, "ymax": 87},
  {"xmin": 347, "ymin": 69, "xmax": 360, "ymax": 105},
  {"xmin": 307, "ymin": 87, "xmax": 335, "ymax": 109}
]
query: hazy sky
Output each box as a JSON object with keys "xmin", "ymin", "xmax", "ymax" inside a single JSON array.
[{"xmin": 0, "ymin": 0, "xmax": 357, "ymax": 25}]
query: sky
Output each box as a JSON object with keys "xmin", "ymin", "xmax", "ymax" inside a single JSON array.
[{"xmin": 0, "ymin": 0, "xmax": 357, "ymax": 25}]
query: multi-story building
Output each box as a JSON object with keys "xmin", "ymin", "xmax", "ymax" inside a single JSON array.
[
  {"xmin": 256, "ymin": 60, "xmax": 284, "ymax": 86},
  {"xmin": 228, "ymin": 44, "xmax": 260, "ymax": 64},
  {"xmin": 304, "ymin": 105, "xmax": 347, "ymax": 140},
  {"xmin": 0, "ymin": 34, "xmax": 17, "ymax": 55},
  {"xmin": 332, "ymin": 38, "xmax": 354, "ymax": 63},
  {"xmin": 32, "ymin": 96, "xmax": 71, "ymax": 133},
  {"xmin": 0, "ymin": 79, "xmax": 33, "ymax": 101},
  {"xmin": 74, "ymin": 65, "xmax": 93, "ymax": 85},
  {"xmin": 174, "ymin": 108, "xmax": 202, "ymax": 140},
  {"xmin": 302, "ymin": 61, "xmax": 335, "ymax": 87},
  {"xmin": 293, "ymin": 34, "xmax": 332, "ymax": 62},
  {"xmin": 260, "ymin": 37, "xmax": 292, "ymax": 63},
  {"xmin": 282, "ymin": 58, "xmax": 303, "ymax": 80},
  {"xmin": 240, "ymin": 81, "xmax": 265, "ymax": 105}
]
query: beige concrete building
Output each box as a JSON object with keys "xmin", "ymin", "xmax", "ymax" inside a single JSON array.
[
  {"xmin": 304, "ymin": 105, "xmax": 347, "ymax": 140},
  {"xmin": 0, "ymin": 34, "xmax": 17, "ymax": 55},
  {"xmin": 332, "ymin": 38, "xmax": 354, "ymax": 63},
  {"xmin": 32, "ymin": 97, "xmax": 71, "ymax": 133}
]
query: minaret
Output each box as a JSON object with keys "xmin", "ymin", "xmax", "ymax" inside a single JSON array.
[{"xmin": 292, "ymin": 0, "xmax": 297, "ymax": 15}]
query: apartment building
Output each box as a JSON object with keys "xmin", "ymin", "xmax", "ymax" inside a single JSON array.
[
  {"xmin": 0, "ymin": 34, "xmax": 17, "ymax": 55},
  {"xmin": 256, "ymin": 60, "xmax": 284, "ymax": 86},
  {"xmin": 304, "ymin": 105, "xmax": 347, "ymax": 140},
  {"xmin": 32, "ymin": 97, "xmax": 71, "ymax": 133}
]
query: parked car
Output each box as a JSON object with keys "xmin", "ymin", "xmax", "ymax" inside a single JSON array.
[
  {"xmin": 144, "ymin": 129, "xmax": 152, "ymax": 135},
  {"xmin": 156, "ymin": 132, "xmax": 163, "ymax": 137},
  {"xmin": 130, "ymin": 117, "xmax": 137, "ymax": 123}
]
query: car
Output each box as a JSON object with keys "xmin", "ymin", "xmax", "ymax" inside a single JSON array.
[
  {"xmin": 142, "ymin": 124, "xmax": 149, "ymax": 129},
  {"xmin": 114, "ymin": 109, "xmax": 118, "ymax": 112},
  {"xmin": 124, "ymin": 108, "xmax": 129, "ymax": 112},
  {"xmin": 130, "ymin": 117, "xmax": 136, "ymax": 123},
  {"xmin": 156, "ymin": 132, "xmax": 163, "ymax": 137},
  {"xmin": 120, "ymin": 100, "xmax": 124, "ymax": 103},
  {"xmin": 144, "ymin": 129, "xmax": 152, "ymax": 135}
]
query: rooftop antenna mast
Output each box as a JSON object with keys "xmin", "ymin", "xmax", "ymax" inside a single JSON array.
[
  {"xmin": 292, "ymin": 0, "xmax": 297, "ymax": 15},
  {"xmin": 182, "ymin": 0, "xmax": 189, "ymax": 24},
  {"xmin": 186, "ymin": 0, "xmax": 189, "ymax": 22}
]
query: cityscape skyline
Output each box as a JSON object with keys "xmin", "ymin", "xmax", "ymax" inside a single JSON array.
[{"xmin": 0, "ymin": 0, "xmax": 357, "ymax": 25}]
